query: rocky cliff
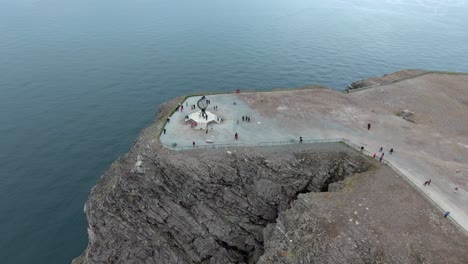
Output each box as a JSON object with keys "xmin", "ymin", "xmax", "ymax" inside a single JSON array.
[
  {"xmin": 73, "ymin": 130, "xmax": 370, "ymax": 264},
  {"xmin": 74, "ymin": 93, "xmax": 468, "ymax": 264}
]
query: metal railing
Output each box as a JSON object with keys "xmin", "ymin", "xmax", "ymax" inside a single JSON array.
[{"xmin": 161, "ymin": 138, "xmax": 345, "ymax": 151}]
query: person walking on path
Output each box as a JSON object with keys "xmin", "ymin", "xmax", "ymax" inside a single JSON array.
[
  {"xmin": 300, "ymin": 136, "xmax": 303, "ymax": 143},
  {"xmin": 163, "ymin": 129, "xmax": 166, "ymax": 134},
  {"xmin": 360, "ymin": 146, "xmax": 364, "ymax": 152},
  {"xmin": 242, "ymin": 116, "xmax": 245, "ymax": 121},
  {"xmin": 444, "ymin": 211, "xmax": 450, "ymax": 218},
  {"xmin": 379, "ymin": 147, "xmax": 383, "ymax": 152},
  {"xmin": 424, "ymin": 179, "xmax": 431, "ymax": 186},
  {"xmin": 181, "ymin": 105, "xmax": 183, "ymax": 111},
  {"xmin": 389, "ymin": 148, "xmax": 394, "ymax": 154},
  {"xmin": 373, "ymin": 153, "xmax": 376, "ymax": 159},
  {"xmin": 235, "ymin": 133, "xmax": 238, "ymax": 140},
  {"xmin": 368, "ymin": 123, "xmax": 371, "ymax": 130},
  {"xmin": 192, "ymin": 141, "xmax": 195, "ymax": 147},
  {"xmin": 381, "ymin": 152, "xmax": 384, "ymax": 158},
  {"xmin": 379, "ymin": 157, "xmax": 383, "ymax": 162}
]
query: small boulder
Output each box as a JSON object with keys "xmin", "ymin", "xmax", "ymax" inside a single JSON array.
[{"xmin": 399, "ymin": 109, "xmax": 416, "ymax": 123}]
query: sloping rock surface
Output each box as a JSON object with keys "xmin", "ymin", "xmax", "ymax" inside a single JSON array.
[{"xmin": 74, "ymin": 142, "xmax": 370, "ymax": 264}]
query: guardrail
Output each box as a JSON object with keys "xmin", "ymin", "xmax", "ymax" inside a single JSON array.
[
  {"xmin": 161, "ymin": 138, "xmax": 345, "ymax": 151},
  {"xmin": 161, "ymin": 137, "xmax": 467, "ymax": 234}
]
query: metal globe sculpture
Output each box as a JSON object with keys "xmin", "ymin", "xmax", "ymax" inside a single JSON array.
[{"xmin": 197, "ymin": 96, "xmax": 209, "ymax": 118}]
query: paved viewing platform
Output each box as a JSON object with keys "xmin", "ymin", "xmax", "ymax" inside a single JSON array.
[{"xmin": 160, "ymin": 73, "xmax": 468, "ymax": 233}]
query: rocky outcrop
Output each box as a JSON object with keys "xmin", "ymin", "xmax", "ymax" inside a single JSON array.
[
  {"xmin": 346, "ymin": 69, "xmax": 427, "ymax": 92},
  {"xmin": 74, "ymin": 138, "xmax": 371, "ymax": 264}
]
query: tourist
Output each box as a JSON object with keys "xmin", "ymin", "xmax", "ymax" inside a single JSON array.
[
  {"xmin": 444, "ymin": 211, "xmax": 450, "ymax": 218},
  {"xmin": 360, "ymin": 146, "xmax": 364, "ymax": 152},
  {"xmin": 379, "ymin": 147, "xmax": 383, "ymax": 152},
  {"xmin": 167, "ymin": 117, "xmax": 170, "ymax": 123},
  {"xmin": 163, "ymin": 129, "xmax": 166, "ymax": 134},
  {"xmin": 300, "ymin": 136, "xmax": 303, "ymax": 143},
  {"xmin": 373, "ymin": 153, "xmax": 376, "ymax": 158},
  {"xmin": 242, "ymin": 116, "xmax": 245, "ymax": 121},
  {"xmin": 381, "ymin": 152, "xmax": 384, "ymax": 158},
  {"xmin": 206, "ymin": 128, "xmax": 208, "ymax": 134},
  {"xmin": 424, "ymin": 179, "xmax": 431, "ymax": 186},
  {"xmin": 181, "ymin": 105, "xmax": 183, "ymax": 111},
  {"xmin": 368, "ymin": 123, "xmax": 371, "ymax": 130},
  {"xmin": 235, "ymin": 133, "xmax": 238, "ymax": 140},
  {"xmin": 193, "ymin": 141, "xmax": 195, "ymax": 146},
  {"xmin": 379, "ymin": 157, "xmax": 383, "ymax": 162},
  {"xmin": 389, "ymin": 148, "xmax": 394, "ymax": 154}
]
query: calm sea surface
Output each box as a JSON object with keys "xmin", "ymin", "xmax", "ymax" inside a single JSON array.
[{"xmin": 1, "ymin": 0, "xmax": 467, "ymax": 263}]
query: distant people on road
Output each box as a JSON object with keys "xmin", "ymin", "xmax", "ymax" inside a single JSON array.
[
  {"xmin": 424, "ymin": 179, "xmax": 431, "ymax": 186},
  {"xmin": 163, "ymin": 129, "xmax": 166, "ymax": 134},
  {"xmin": 373, "ymin": 153, "xmax": 376, "ymax": 158},
  {"xmin": 389, "ymin": 148, "xmax": 394, "ymax": 154},
  {"xmin": 379, "ymin": 147, "xmax": 383, "ymax": 152},
  {"xmin": 167, "ymin": 117, "xmax": 170, "ymax": 123},
  {"xmin": 444, "ymin": 211, "xmax": 450, "ymax": 218},
  {"xmin": 368, "ymin": 123, "xmax": 371, "ymax": 130},
  {"xmin": 193, "ymin": 141, "xmax": 195, "ymax": 146},
  {"xmin": 235, "ymin": 133, "xmax": 238, "ymax": 140},
  {"xmin": 242, "ymin": 116, "xmax": 245, "ymax": 121},
  {"xmin": 300, "ymin": 136, "xmax": 303, "ymax": 143}
]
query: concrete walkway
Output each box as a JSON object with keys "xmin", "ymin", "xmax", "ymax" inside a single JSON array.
[{"xmin": 160, "ymin": 73, "xmax": 468, "ymax": 233}]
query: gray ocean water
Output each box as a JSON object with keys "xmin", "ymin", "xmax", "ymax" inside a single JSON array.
[{"xmin": 1, "ymin": 0, "xmax": 468, "ymax": 263}]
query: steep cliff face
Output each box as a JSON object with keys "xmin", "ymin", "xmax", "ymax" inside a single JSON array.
[{"xmin": 74, "ymin": 139, "xmax": 370, "ymax": 264}]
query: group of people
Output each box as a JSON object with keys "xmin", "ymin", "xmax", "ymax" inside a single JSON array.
[
  {"xmin": 372, "ymin": 147, "xmax": 394, "ymax": 162},
  {"xmin": 242, "ymin": 115, "xmax": 251, "ymax": 122},
  {"xmin": 176, "ymin": 103, "xmax": 184, "ymax": 112}
]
